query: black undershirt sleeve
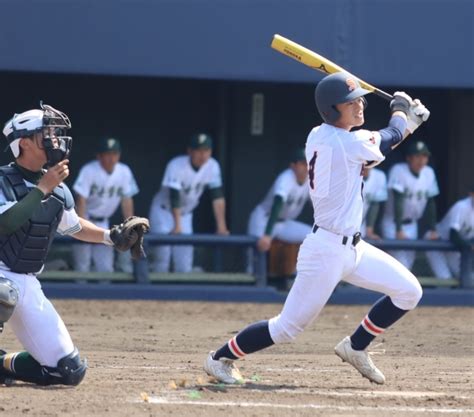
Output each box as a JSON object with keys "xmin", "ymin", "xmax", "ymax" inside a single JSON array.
[
  {"xmin": 169, "ymin": 187, "xmax": 181, "ymax": 209},
  {"xmin": 393, "ymin": 190, "xmax": 404, "ymax": 232},
  {"xmin": 264, "ymin": 195, "xmax": 284, "ymax": 236},
  {"xmin": 365, "ymin": 202, "xmax": 380, "ymax": 228}
]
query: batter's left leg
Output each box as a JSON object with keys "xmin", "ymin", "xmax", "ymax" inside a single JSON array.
[
  {"xmin": 336, "ymin": 242, "xmax": 422, "ymax": 384},
  {"xmin": 344, "ymin": 243, "xmax": 421, "ymax": 348}
]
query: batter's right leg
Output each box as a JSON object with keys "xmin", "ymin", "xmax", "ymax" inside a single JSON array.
[{"xmin": 205, "ymin": 234, "xmax": 345, "ymax": 384}]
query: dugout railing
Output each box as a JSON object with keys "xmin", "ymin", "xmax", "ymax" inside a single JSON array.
[{"xmin": 48, "ymin": 234, "xmax": 473, "ymax": 289}]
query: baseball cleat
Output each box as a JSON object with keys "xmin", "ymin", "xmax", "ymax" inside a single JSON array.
[
  {"xmin": 203, "ymin": 351, "xmax": 244, "ymax": 384},
  {"xmin": 334, "ymin": 336, "xmax": 385, "ymax": 384}
]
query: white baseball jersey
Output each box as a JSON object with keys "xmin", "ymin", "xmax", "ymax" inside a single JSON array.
[
  {"xmin": 257, "ymin": 168, "xmax": 309, "ymax": 220},
  {"xmin": 362, "ymin": 168, "xmax": 388, "ymax": 219},
  {"xmin": 436, "ymin": 197, "xmax": 474, "ymax": 240},
  {"xmin": 153, "ymin": 155, "xmax": 223, "ymax": 214},
  {"xmin": 384, "ymin": 162, "xmax": 439, "ymax": 222},
  {"xmin": 305, "ymin": 123, "xmax": 385, "ymax": 236},
  {"xmin": 73, "ymin": 161, "xmax": 139, "ymax": 219}
]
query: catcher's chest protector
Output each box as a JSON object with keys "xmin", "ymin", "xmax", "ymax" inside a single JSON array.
[{"xmin": 0, "ymin": 165, "xmax": 71, "ymax": 273}]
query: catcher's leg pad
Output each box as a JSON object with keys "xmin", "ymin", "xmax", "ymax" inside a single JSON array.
[
  {"xmin": 44, "ymin": 347, "xmax": 87, "ymax": 386},
  {"xmin": 0, "ymin": 276, "xmax": 19, "ymax": 332}
]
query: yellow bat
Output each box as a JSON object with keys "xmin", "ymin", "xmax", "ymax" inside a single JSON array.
[{"xmin": 271, "ymin": 34, "xmax": 392, "ymax": 101}]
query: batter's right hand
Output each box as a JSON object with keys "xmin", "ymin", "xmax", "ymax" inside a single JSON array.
[
  {"xmin": 257, "ymin": 235, "xmax": 273, "ymax": 252},
  {"xmin": 37, "ymin": 159, "xmax": 70, "ymax": 195}
]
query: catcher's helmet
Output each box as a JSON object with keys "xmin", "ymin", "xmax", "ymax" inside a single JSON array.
[
  {"xmin": 315, "ymin": 72, "xmax": 371, "ymax": 123},
  {"xmin": 3, "ymin": 102, "xmax": 72, "ymax": 165}
]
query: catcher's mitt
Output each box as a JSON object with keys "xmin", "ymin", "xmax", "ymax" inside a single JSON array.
[{"xmin": 110, "ymin": 216, "xmax": 150, "ymax": 260}]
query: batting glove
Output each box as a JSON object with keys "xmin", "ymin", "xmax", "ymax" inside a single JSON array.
[
  {"xmin": 406, "ymin": 99, "xmax": 430, "ymax": 133},
  {"xmin": 390, "ymin": 91, "xmax": 413, "ymax": 115}
]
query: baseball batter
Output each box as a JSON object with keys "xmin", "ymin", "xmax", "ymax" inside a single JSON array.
[
  {"xmin": 361, "ymin": 167, "xmax": 388, "ymax": 239},
  {"xmin": 0, "ymin": 103, "xmax": 145, "ymax": 386},
  {"xmin": 382, "ymin": 141, "xmax": 440, "ymax": 269},
  {"xmin": 149, "ymin": 133, "xmax": 229, "ymax": 272},
  {"xmin": 425, "ymin": 187, "xmax": 474, "ymax": 279},
  {"xmin": 204, "ymin": 72, "xmax": 429, "ymax": 385},
  {"xmin": 72, "ymin": 138, "xmax": 139, "ymax": 272},
  {"xmin": 248, "ymin": 148, "xmax": 311, "ymax": 252}
]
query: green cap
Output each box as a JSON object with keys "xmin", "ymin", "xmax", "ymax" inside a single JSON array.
[
  {"xmin": 290, "ymin": 148, "xmax": 306, "ymax": 163},
  {"xmin": 189, "ymin": 133, "xmax": 213, "ymax": 149},
  {"xmin": 97, "ymin": 137, "xmax": 121, "ymax": 153},
  {"xmin": 406, "ymin": 140, "xmax": 430, "ymax": 156}
]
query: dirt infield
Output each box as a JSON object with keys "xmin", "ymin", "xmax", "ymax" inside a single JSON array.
[{"xmin": 1, "ymin": 300, "xmax": 473, "ymax": 417}]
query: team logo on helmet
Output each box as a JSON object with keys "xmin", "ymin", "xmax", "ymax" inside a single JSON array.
[{"xmin": 346, "ymin": 78, "xmax": 357, "ymax": 92}]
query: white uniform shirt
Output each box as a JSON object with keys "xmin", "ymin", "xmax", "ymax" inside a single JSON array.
[
  {"xmin": 73, "ymin": 161, "xmax": 139, "ymax": 219},
  {"xmin": 305, "ymin": 123, "xmax": 385, "ymax": 236},
  {"xmin": 436, "ymin": 197, "xmax": 474, "ymax": 240},
  {"xmin": 0, "ymin": 179, "xmax": 82, "ymax": 272},
  {"xmin": 384, "ymin": 163, "xmax": 439, "ymax": 222},
  {"xmin": 362, "ymin": 168, "xmax": 388, "ymax": 219},
  {"xmin": 153, "ymin": 155, "xmax": 223, "ymax": 214},
  {"xmin": 257, "ymin": 168, "xmax": 309, "ymax": 220}
]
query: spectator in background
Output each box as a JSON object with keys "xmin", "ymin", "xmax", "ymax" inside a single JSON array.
[
  {"xmin": 425, "ymin": 186, "xmax": 474, "ymax": 279},
  {"xmin": 72, "ymin": 138, "xmax": 139, "ymax": 272},
  {"xmin": 361, "ymin": 167, "xmax": 387, "ymax": 239},
  {"xmin": 149, "ymin": 133, "xmax": 229, "ymax": 273},
  {"xmin": 381, "ymin": 141, "xmax": 440, "ymax": 269},
  {"xmin": 248, "ymin": 148, "xmax": 311, "ymax": 252}
]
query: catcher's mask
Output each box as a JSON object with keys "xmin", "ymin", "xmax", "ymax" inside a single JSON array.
[{"xmin": 3, "ymin": 102, "xmax": 73, "ymax": 167}]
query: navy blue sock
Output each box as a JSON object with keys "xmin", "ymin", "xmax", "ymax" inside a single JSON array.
[
  {"xmin": 213, "ymin": 320, "xmax": 275, "ymax": 360},
  {"xmin": 350, "ymin": 296, "xmax": 408, "ymax": 351}
]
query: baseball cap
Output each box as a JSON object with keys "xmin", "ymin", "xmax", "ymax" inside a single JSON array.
[
  {"xmin": 290, "ymin": 148, "xmax": 306, "ymax": 163},
  {"xmin": 406, "ymin": 140, "xmax": 431, "ymax": 156},
  {"xmin": 189, "ymin": 133, "xmax": 213, "ymax": 150},
  {"xmin": 97, "ymin": 137, "xmax": 121, "ymax": 153}
]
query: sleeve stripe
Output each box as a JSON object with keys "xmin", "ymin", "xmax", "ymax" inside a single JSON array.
[{"xmin": 59, "ymin": 222, "xmax": 82, "ymax": 236}]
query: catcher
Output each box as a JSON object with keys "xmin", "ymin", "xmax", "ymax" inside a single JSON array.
[{"xmin": 0, "ymin": 103, "xmax": 148, "ymax": 387}]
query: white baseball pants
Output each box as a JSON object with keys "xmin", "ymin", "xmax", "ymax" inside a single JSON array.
[
  {"xmin": 3, "ymin": 271, "xmax": 75, "ymax": 367},
  {"xmin": 248, "ymin": 206, "xmax": 311, "ymax": 242},
  {"xmin": 381, "ymin": 219, "xmax": 418, "ymax": 269},
  {"xmin": 149, "ymin": 204, "xmax": 194, "ymax": 273},
  {"xmin": 73, "ymin": 218, "xmax": 114, "ymax": 272},
  {"xmin": 268, "ymin": 228, "xmax": 422, "ymax": 344}
]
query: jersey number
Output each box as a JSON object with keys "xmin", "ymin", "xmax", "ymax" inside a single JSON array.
[{"xmin": 308, "ymin": 151, "xmax": 317, "ymax": 190}]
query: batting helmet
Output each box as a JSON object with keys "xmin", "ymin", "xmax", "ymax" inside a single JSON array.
[{"xmin": 315, "ymin": 72, "xmax": 371, "ymax": 123}]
